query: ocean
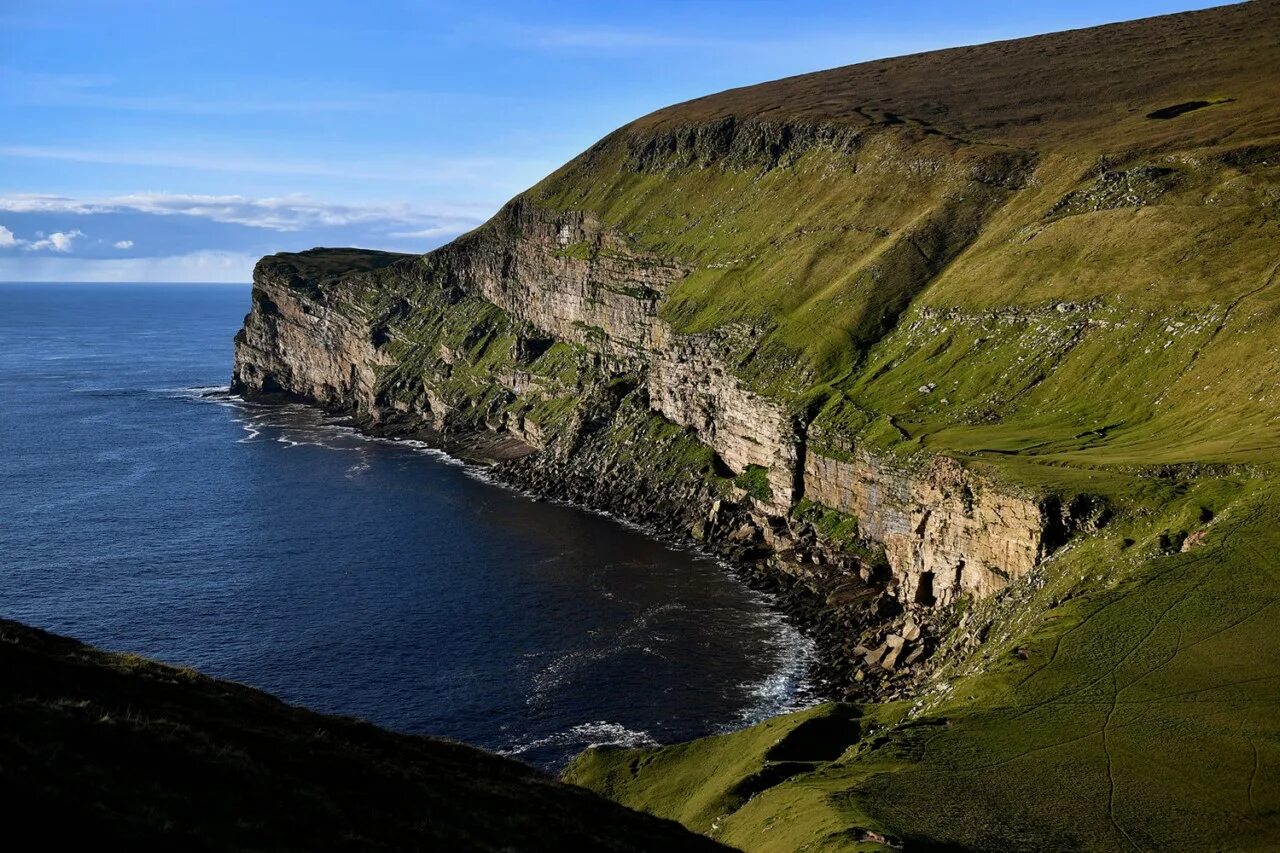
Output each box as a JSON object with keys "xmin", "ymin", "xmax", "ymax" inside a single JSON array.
[{"xmin": 0, "ymin": 282, "xmax": 815, "ymax": 769}]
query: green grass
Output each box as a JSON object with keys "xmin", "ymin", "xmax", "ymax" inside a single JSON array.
[
  {"xmin": 735, "ymin": 464, "xmax": 775, "ymax": 502},
  {"xmin": 791, "ymin": 498, "xmax": 861, "ymax": 551},
  {"xmin": 568, "ymin": 478, "xmax": 1280, "ymax": 851}
]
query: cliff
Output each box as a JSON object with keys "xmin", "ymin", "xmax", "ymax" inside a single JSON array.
[
  {"xmin": 232, "ymin": 2, "xmax": 1280, "ymax": 850},
  {"xmin": 0, "ymin": 618, "xmax": 727, "ymax": 851}
]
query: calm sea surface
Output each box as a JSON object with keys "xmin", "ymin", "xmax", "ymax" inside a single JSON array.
[{"xmin": 0, "ymin": 283, "xmax": 814, "ymax": 768}]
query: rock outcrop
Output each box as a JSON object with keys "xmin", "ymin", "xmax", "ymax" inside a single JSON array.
[
  {"xmin": 803, "ymin": 449, "xmax": 1050, "ymax": 605},
  {"xmin": 233, "ymin": 252, "xmax": 401, "ymax": 414}
]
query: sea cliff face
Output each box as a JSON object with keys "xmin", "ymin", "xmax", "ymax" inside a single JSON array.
[
  {"xmin": 231, "ymin": 193, "xmax": 1089, "ymax": 697},
  {"xmin": 803, "ymin": 449, "xmax": 1052, "ymax": 605},
  {"xmin": 234, "ymin": 248, "xmax": 1063, "ymax": 608},
  {"xmin": 233, "ymin": 253, "xmax": 396, "ymax": 413}
]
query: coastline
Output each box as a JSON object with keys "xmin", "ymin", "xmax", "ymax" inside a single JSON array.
[
  {"xmin": 216, "ymin": 387, "xmax": 926, "ymax": 706},
  {"xmin": 203, "ymin": 387, "xmax": 824, "ymax": 732}
]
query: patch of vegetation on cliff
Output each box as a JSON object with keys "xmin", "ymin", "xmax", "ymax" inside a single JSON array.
[
  {"xmin": 791, "ymin": 498, "xmax": 859, "ymax": 550},
  {"xmin": 606, "ymin": 392, "xmax": 731, "ymax": 492},
  {"xmin": 256, "ymin": 248, "xmax": 415, "ymax": 290},
  {"xmin": 552, "ymin": 240, "xmax": 594, "ymax": 261},
  {"xmin": 734, "ymin": 464, "xmax": 774, "ymax": 502},
  {"xmin": 0, "ymin": 619, "xmax": 728, "ymax": 852},
  {"xmin": 354, "ymin": 261, "xmax": 596, "ymax": 442}
]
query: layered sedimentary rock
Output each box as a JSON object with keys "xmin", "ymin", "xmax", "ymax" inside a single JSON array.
[
  {"xmin": 803, "ymin": 450, "xmax": 1048, "ymax": 605},
  {"xmin": 233, "ymin": 261, "xmax": 395, "ymax": 414},
  {"xmin": 649, "ymin": 331, "xmax": 799, "ymax": 512},
  {"xmin": 232, "ymin": 230, "xmax": 1062, "ymax": 610},
  {"xmin": 436, "ymin": 201, "xmax": 684, "ymax": 363}
]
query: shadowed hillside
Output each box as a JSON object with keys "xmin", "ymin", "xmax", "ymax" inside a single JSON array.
[{"xmin": 0, "ymin": 619, "xmax": 729, "ymax": 852}]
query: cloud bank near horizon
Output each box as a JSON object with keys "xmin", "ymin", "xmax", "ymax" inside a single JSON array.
[
  {"xmin": 0, "ymin": 192, "xmax": 489, "ymax": 282},
  {"xmin": 0, "ymin": 250, "xmax": 263, "ymax": 284}
]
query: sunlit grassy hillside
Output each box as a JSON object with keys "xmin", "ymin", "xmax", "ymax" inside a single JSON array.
[{"xmin": 552, "ymin": 3, "xmax": 1280, "ymax": 849}]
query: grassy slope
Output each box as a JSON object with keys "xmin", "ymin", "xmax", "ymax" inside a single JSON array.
[
  {"xmin": 553, "ymin": 3, "xmax": 1280, "ymax": 850},
  {"xmin": 0, "ymin": 619, "xmax": 729, "ymax": 852},
  {"xmin": 567, "ymin": 477, "xmax": 1280, "ymax": 851},
  {"xmin": 527, "ymin": 1, "xmax": 1280, "ymax": 486}
]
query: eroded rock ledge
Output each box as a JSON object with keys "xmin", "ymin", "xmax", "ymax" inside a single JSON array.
[{"xmin": 232, "ymin": 200, "xmax": 1094, "ymax": 699}]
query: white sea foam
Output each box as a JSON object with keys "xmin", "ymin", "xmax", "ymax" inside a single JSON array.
[
  {"xmin": 725, "ymin": 592, "xmax": 820, "ymax": 728},
  {"xmin": 189, "ymin": 391, "xmax": 476, "ymax": 469},
  {"xmin": 498, "ymin": 721, "xmax": 657, "ymax": 757}
]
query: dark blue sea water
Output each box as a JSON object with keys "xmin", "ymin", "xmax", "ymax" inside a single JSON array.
[{"xmin": 0, "ymin": 283, "xmax": 814, "ymax": 769}]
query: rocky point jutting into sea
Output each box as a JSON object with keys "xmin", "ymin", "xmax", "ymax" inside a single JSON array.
[{"xmin": 228, "ymin": 2, "xmax": 1280, "ymax": 849}]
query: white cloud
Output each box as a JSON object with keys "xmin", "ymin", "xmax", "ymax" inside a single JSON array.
[
  {"xmin": 0, "ymin": 192, "xmax": 491, "ymax": 233},
  {"xmin": 0, "ymin": 250, "xmax": 258, "ymax": 283},
  {"xmin": 0, "ymin": 224, "xmax": 84, "ymax": 252},
  {"xmin": 25, "ymin": 229, "xmax": 82, "ymax": 252},
  {"xmin": 113, "ymin": 240, "xmax": 134, "ymax": 249}
]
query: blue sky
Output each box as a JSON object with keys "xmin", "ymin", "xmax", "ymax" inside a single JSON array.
[{"xmin": 1, "ymin": 0, "xmax": 1225, "ymax": 282}]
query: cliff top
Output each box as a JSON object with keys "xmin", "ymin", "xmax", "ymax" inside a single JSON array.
[
  {"xmin": 256, "ymin": 247, "xmax": 416, "ymax": 284},
  {"xmin": 630, "ymin": 0, "xmax": 1280, "ymax": 151}
]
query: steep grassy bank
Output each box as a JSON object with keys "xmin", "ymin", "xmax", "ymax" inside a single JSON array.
[
  {"xmin": 231, "ymin": 2, "xmax": 1280, "ymax": 848},
  {"xmin": 0, "ymin": 619, "xmax": 727, "ymax": 851}
]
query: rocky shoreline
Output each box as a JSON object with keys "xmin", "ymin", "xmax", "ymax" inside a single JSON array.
[
  {"xmin": 228, "ymin": 228, "xmax": 1092, "ymax": 710},
  {"xmin": 231, "ymin": 388, "xmax": 946, "ymax": 705},
  {"xmin": 495, "ymin": 448, "xmax": 950, "ymax": 704}
]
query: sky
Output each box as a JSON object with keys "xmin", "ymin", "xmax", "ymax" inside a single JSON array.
[{"xmin": 0, "ymin": 0, "xmax": 1228, "ymax": 282}]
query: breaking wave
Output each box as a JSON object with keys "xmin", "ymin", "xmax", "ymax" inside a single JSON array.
[{"xmin": 499, "ymin": 721, "xmax": 658, "ymax": 758}]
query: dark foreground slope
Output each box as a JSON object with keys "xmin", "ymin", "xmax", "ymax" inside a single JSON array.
[
  {"xmin": 230, "ymin": 1, "xmax": 1280, "ymax": 850},
  {"xmin": 0, "ymin": 619, "xmax": 727, "ymax": 852}
]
